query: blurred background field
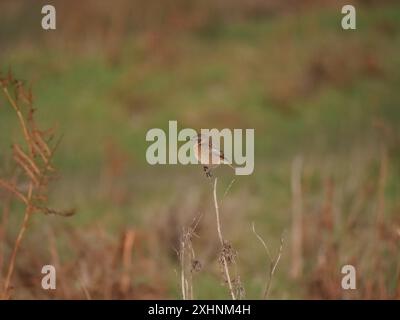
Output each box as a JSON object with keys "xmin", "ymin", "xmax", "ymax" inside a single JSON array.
[{"xmin": 0, "ymin": 0, "xmax": 399, "ymax": 299}]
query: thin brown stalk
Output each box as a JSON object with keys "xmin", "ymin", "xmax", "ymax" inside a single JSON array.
[
  {"xmin": 213, "ymin": 178, "xmax": 236, "ymax": 300},
  {"xmin": 80, "ymin": 279, "xmax": 92, "ymax": 300},
  {"xmin": 179, "ymin": 215, "xmax": 201, "ymax": 300},
  {"xmin": 120, "ymin": 229, "xmax": 135, "ymax": 294},
  {"xmin": 2, "ymin": 87, "xmax": 34, "ymax": 156},
  {"xmin": 266, "ymin": 234, "xmax": 284, "ymax": 298},
  {"xmin": 0, "ymin": 190, "xmax": 12, "ymax": 279},
  {"xmin": 0, "ymin": 179, "xmax": 28, "ymax": 205},
  {"xmin": 12, "ymin": 154, "xmax": 39, "ymax": 186},
  {"xmin": 252, "ymin": 223, "xmax": 284, "ymax": 299},
  {"xmin": 222, "ymin": 178, "xmax": 236, "ymax": 200},
  {"xmin": 13, "ymin": 144, "xmax": 41, "ymax": 176},
  {"xmin": 290, "ymin": 156, "xmax": 303, "ymax": 279},
  {"xmin": 33, "ymin": 130, "xmax": 52, "ymax": 157},
  {"xmin": 376, "ymin": 147, "xmax": 388, "ymax": 227},
  {"xmin": 48, "ymin": 229, "xmax": 69, "ymax": 299},
  {"xmin": 2, "ymin": 182, "xmax": 33, "ymax": 297},
  {"xmin": 180, "ymin": 235, "xmax": 186, "ymax": 300}
]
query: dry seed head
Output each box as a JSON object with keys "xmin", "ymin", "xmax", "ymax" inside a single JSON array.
[
  {"xmin": 191, "ymin": 259, "xmax": 202, "ymax": 273},
  {"xmin": 219, "ymin": 241, "xmax": 237, "ymax": 265}
]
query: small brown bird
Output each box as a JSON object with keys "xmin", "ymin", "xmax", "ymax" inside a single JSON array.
[{"xmin": 191, "ymin": 133, "xmax": 235, "ymax": 177}]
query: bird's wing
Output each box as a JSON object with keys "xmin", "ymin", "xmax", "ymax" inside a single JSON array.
[
  {"xmin": 199, "ymin": 143, "xmax": 235, "ymax": 169},
  {"xmin": 210, "ymin": 147, "xmax": 231, "ymax": 163}
]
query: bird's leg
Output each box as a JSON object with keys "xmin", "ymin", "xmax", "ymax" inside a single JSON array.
[{"xmin": 203, "ymin": 166, "xmax": 212, "ymax": 178}]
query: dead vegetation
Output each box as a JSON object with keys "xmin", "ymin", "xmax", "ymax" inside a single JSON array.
[
  {"xmin": 0, "ymin": 73, "xmax": 167, "ymax": 299},
  {"xmin": 290, "ymin": 139, "xmax": 400, "ymax": 299},
  {"xmin": 0, "ymin": 71, "xmax": 75, "ymax": 299},
  {"xmin": 178, "ymin": 215, "xmax": 202, "ymax": 300},
  {"xmin": 175, "ymin": 178, "xmax": 283, "ymax": 300}
]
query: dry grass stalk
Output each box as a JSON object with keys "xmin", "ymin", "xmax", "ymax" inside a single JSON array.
[
  {"xmin": 376, "ymin": 146, "xmax": 388, "ymax": 228},
  {"xmin": 79, "ymin": 278, "xmax": 92, "ymax": 300},
  {"xmin": 321, "ymin": 177, "xmax": 335, "ymax": 232},
  {"xmin": 213, "ymin": 178, "xmax": 237, "ymax": 300},
  {"xmin": 0, "ymin": 175, "xmax": 15, "ymax": 279},
  {"xmin": 0, "ymin": 71, "xmax": 73, "ymax": 299},
  {"xmin": 119, "ymin": 229, "xmax": 136, "ymax": 294},
  {"xmin": 252, "ymin": 223, "xmax": 285, "ymax": 299},
  {"xmin": 47, "ymin": 228, "xmax": 70, "ymax": 299},
  {"xmin": 290, "ymin": 155, "xmax": 303, "ymax": 279},
  {"xmin": 179, "ymin": 215, "xmax": 202, "ymax": 300}
]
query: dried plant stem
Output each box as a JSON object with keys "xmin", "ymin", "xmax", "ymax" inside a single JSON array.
[
  {"xmin": 180, "ymin": 237, "xmax": 186, "ymax": 300},
  {"xmin": 290, "ymin": 156, "xmax": 303, "ymax": 279},
  {"xmin": 0, "ymin": 188, "xmax": 12, "ymax": 278},
  {"xmin": 213, "ymin": 178, "xmax": 236, "ymax": 300},
  {"xmin": 252, "ymin": 223, "xmax": 284, "ymax": 299},
  {"xmin": 48, "ymin": 229, "xmax": 69, "ymax": 299},
  {"xmin": 222, "ymin": 178, "xmax": 236, "ymax": 199},
  {"xmin": 0, "ymin": 179, "xmax": 29, "ymax": 205},
  {"xmin": 2, "ymin": 182, "xmax": 33, "ymax": 297},
  {"xmin": 179, "ymin": 215, "xmax": 201, "ymax": 300},
  {"xmin": 120, "ymin": 230, "xmax": 135, "ymax": 294},
  {"xmin": 80, "ymin": 279, "xmax": 92, "ymax": 300},
  {"xmin": 2, "ymin": 87, "xmax": 34, "ymax": 156},
  {"xmin": 376, "ymin": 146, "xmax": 388, "ymax": 227},
  {"xmin": 0, "ymin": 73, "xmax": 71, "ymax": 298},
  {"xmin": 265, "ymin": 234, "xmax": 284, "ymax": 298}
]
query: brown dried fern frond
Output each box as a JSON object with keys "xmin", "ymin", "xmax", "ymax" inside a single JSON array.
[{"xmin": 0, "ymin": 71, "xmax": 74, "ymax": 299}]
